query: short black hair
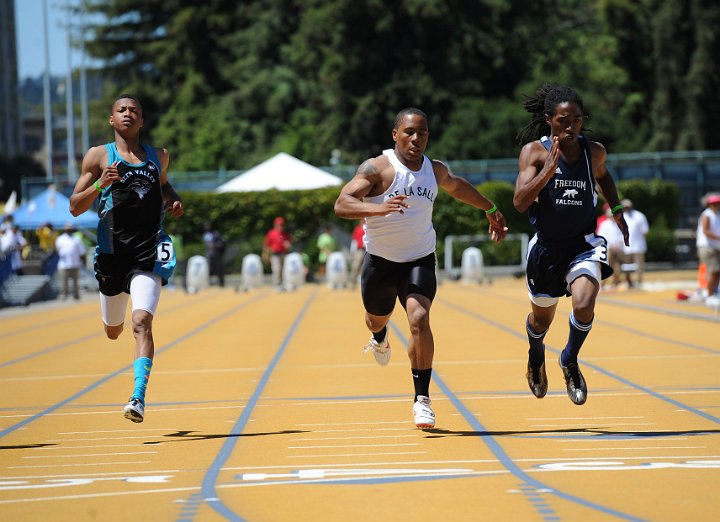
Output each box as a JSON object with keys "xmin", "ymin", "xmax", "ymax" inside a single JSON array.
[
  {"xmin": 393, "ymin": 107, "xmax": 428, "ymax": 129},
  {"xmin": 111, "ymin": 93, "xmax": 143, "ymax": 113}
]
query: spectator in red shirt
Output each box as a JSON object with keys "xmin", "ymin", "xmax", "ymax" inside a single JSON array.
[
  {"xmin": 349, "ymin": 219, "xmax": 366, "ymax": 289},
  {"xmin": 263, "ymin": 216, "xmax": 292, "ymax": 288}
]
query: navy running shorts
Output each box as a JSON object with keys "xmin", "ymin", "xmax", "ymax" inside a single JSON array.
[{"xmin": 526, "ymin": 233, "xmax": 613, "ymax": 299}]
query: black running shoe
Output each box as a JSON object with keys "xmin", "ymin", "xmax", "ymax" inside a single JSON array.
[
  {"xmin": 558, "ymin": 355, "xmax": 587, "ymax": 405},
  {"xmin": 526, "ymin": 361, "xmax": 548, "ymax": 398}
]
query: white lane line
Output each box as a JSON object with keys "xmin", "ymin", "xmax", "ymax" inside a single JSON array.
[
  {"xmin": 560, "ymin": 438, "xmax": 689, "ymax": 443},
  {"xmin": 563, "ymin": 446, "xmax": 706, "ymax": 451},
  {"xmin": 48, "ymin": 435, "xmax": 166, "ymax": 442},
  {"xmin": 294, "ymin": 398, "xmax": 440, "ymax": 406},
  {"xmin": 288, "ymin": 443, "xmax": 420, "ymax": 449},
  {"xmin": 531, "ymin": 422, "xmax": 656, "ymax": 428},
  {"xmin": 9, "ymin": 461, "xmax": 152, "ymax": 469},
  {"xmin": 22, "ymin": 452, "xmax": 157, "ymax": 459},
  {"xmin": 289, "ymin": 435, "xmax": 418, "ymax": 442},
  {"xmin": 527, "ymin": 416, "xmax": 644, "ymax": 420},
  {"xmin": 5, "ymin": 454, "xmax": 719, "ymax": 482},
  {"xmin": 0, "ymin": 469, "xmax": 182, "ymax": 480},
  {"xmin": 0, "ymin": 404, "xmax": 246, "ymax": 420},
  {"xmin": 287, "ymin": 451, "xmax": 426, "ymax": 458},
  {"xmin": 0, "ymin": 367, "xmax": 264, "ymax": 382},
  {"xmin": 58, "ymin": 429, "xmax": 175, "ymax": 434},
  {"xmin": 33, "ymin": 444, "xmax": 158, "ymax": 451},
  {"xmin": 295, "ymin": 421, "xmax": 410, "ymax": 426},
  {"xmin": 454, "ymin": 390, "xmax": 720, "ymax": 401},
  {"xmin": 0, "ymin": 485, "xmax": 200, "ymax": 504},
  {"xmin": 296, "ymin": 427, "xmax": 410, "ymax": 434}
]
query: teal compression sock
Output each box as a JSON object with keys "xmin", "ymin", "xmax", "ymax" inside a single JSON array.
[{"xmin": 132, "ymin": 357, "xmax": 153, "ymax": 402}]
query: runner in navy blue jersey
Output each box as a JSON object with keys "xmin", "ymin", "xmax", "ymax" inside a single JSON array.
[{"xmin": 514, "ymin": 84, "xmax": 629, "ymax": 405}]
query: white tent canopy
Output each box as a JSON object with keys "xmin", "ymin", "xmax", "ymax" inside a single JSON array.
[{"xmin": 216, "ymin": 152, "xmax": 342, "ymax": 193}]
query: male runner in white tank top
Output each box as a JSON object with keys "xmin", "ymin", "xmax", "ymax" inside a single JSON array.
[{"xmin": 334, "ymin": 108, "xmax": 508, "ymax": 428}]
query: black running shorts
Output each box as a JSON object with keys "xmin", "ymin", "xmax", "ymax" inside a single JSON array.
[
  {"xmin": 94, "ymin": 252, "xmax": 155, "ymax": 296},
  {"xmin": 360, "ymin": 252, "xmax": 437, "ymax": 316}
]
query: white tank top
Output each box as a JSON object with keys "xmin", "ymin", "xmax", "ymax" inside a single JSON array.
[
  {"xmin": 363, "ymin": 149, "xmax": 437, "ymax": 262},
  {"xmin": 697, "ymin": 208, "xmax": 720, "ymax": 249}
]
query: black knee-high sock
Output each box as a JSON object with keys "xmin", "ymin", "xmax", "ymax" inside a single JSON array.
[
  {"xmin": 561, "ymin": 312, "xmax": 593, "ymax": 366},
  {"xmin": 412, "ymin": 368, "xmax": 432, "ymax": 402},
  {"xmin": 526, "ymin": 318, "xmax": 547, "ymax": 367},
  {"xmin": 372, "ymin": 326, "xmax": 387, "ymax": 343}
]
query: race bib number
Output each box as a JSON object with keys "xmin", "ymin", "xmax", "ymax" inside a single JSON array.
[
  {"xmin": 157, "ymin": 241, "xmax": 174, "ymax": 263},
  {"xmin": 585, "ymin": 238, "xmax": 608, "ymax": 263}
]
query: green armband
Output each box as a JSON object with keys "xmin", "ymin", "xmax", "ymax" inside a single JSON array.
[
  {"xmin": 94, "ymin": 180, "xmax": 102, "ymax": 192},
  {"xmin": 485, "ymin": 204, "xmax": 498, "ymax": 214},
  {"xmin": 611, "ymin": 204, "xmax": 623, "ymax": 215}
]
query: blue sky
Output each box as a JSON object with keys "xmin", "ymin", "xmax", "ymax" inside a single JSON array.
[{"xmin": 14, "ymin": 0, "xmax": 91, "ymax": 80}]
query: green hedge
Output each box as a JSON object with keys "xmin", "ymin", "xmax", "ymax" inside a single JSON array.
[{"xmin": 170, "ymin": 177, "xmax": 681, "ymax": 272}]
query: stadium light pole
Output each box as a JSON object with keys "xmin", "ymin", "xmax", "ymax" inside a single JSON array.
[
  {"xmin": 65, "ymin": 0, "xmax": 77, "ymax": 182},
  {"xmin": 42, "ymin": 0, "xmax": 53, "ymax": 181},
  {"xmin": 79, "ymin": 0, "xmax": 89, "ymax": 154}
]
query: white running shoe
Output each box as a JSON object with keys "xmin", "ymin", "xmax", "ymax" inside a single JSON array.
[
  {"xmin": 413, "ymin": 395, "xmax": 435, "ymax": 428},
  {"xmin": 363, "ymin": 332, "xmax": 391, "ymax": 366},
  {"xmin": 123, "ymin": 398, "xmax": 145, "ymax": 423}
]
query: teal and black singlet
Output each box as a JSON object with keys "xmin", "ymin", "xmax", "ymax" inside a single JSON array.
[
  {"xmin": 96, "ymin": 143, "xmax": 164, "ymax": 265},
  {"xmin": 94, "ymin": 143, "xmax": 172, "ymax": 295}
]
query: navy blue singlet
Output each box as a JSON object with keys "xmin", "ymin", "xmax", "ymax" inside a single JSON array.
[{"xmin": 528, "ymin": 135, "xmax": 597, "ymax": 243}]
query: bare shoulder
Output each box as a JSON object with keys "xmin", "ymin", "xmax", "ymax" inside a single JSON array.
[
  {"xmin": 155, "ymin": 146, "xmax": 170, "ymax": 160},
  {"xmin": 519, "ymin": 140, "xmax": 546, "ymax": 165},
  {"xmin": 356, "ymin": 154, "xmax": 392, "ymax": 179},
  {"xmin": 521, "ymin": 140, "xmax": 546, "ymax": 155},
  {"xmin": 587, "ymin": 140, "xmax": 607, "ymax": 162},
  {"xmin": 83, "ymin": 145, "xmax": 108, "ymax": 168},
  {"xmin": 430, "ymin": 158, "xmax": 450, "ymax": 180},
  {"xmin": 430, "ymin": 158, "xmax": 449, "ymax": 172},
  {"xmin": 155, "ymin": 146, "xmax": 170, "ymax": 168},
  {"xmin": 360, "ymin": 154, "xmax": 390, "ymax": 173}
]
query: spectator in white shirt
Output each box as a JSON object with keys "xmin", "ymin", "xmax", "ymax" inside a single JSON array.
[
  {"xmin": 1, "ymin": 225, "xmax": 27, "ymax": 275},
  {"xmin": 597, "ymin": 206, "xmax": 625, "ymax": 287},
  {"xmin": 696, "ymin": 193, "xmax": 720, "ymax": 298},
  {"xmin": 55, "ymin": 223, "xmax": 86, "ymax": 300},
  {"xmin": 621, "ymin": 199, "xmax": 649, "ymax": 287}
]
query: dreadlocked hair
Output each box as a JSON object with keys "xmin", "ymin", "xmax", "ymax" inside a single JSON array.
[{"xmin": 516, "ymin": 83, "xmax": 585, "ymax": 143}]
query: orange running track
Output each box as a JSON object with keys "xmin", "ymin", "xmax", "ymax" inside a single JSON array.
[{"xmin": 1, "ymin": 271, "xmax": 718, "ymax": 521}]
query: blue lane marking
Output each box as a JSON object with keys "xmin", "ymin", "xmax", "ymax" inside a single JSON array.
[
  {"xmin": 453, "ymin": 286, "xmax": 720, "ymax": 354},
  {"xmin": 390, "ymin": 324, "xmax": 646, "ymax": 522},
  {"xmin": 0, "ymin": 332, "xmax": 100, "ymax": 368},
  {"xmin": 0, "ymin": 293, "xmax": 218, "ymax": 369},
  {"xmin": 440, "ymin": 298, "xmax": 720, "ymax": 425},
  {"xmin": 194, "ymin": 289, "xmax": 317, "ymax": 522},
  {"xmin": 0, "ymin": 292, "xmax": 268, "ymax": 439},
  {"xmin": 599, "ymin": 321, "xmax": 719, "ymax": 356}
]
